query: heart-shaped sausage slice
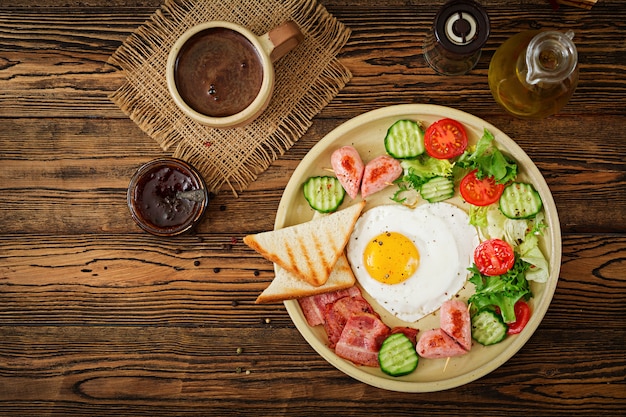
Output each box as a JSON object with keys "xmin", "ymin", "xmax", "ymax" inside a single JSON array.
[
  {"xmin": 331, "ymin": 146, "xmax": 364, "ymax": 200},
  {"xmin": 416, "ymin": 328, "xmax": 466, "ymax": 359},
  {"xmin": 440, "ymin": 299, "xmax": 472, "ymax": 351},
  {"xmin": 361, "ymin": 155, "xmax": 402, "ymax": 199}
]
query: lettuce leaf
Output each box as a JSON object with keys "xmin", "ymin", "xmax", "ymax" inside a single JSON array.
[
  {"xmin": 469, "ymin": 205, "xmax": 489, "ymax": 229},
  {"xmin": 468, "ymin": 256, "xmax": 532, "ymax": 323},
  {"xmin": 457, "ymin": 129, "xmax": 518, "ymax": 184},
  {"xmin": 400, "ymin": 156, "xmax": 454, "ymax": 188},
  {"xmin": 393, "ymin": 155, "xmax": 454, "ymax": 204},
  {"xmin": 518, "ymin": 222, "xmax": 550, "ymax": 283}
]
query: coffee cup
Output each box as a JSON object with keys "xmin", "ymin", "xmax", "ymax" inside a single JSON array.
[{"xmin": 166, "ymin": 20, "xmax": 303, "ymax": 128}]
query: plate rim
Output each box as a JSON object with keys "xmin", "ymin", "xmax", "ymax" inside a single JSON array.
[{"xmin": 276, "ymin": 104, "xmax": 562, "ymax": 392}]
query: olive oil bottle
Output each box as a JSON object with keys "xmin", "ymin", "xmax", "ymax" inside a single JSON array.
[{"xmin": 488, "ymin": 30, "xmax": 579, "ymax": 119}]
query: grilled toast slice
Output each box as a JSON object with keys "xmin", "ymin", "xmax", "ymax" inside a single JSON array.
[
  {"xmin": 243, "ymin": 201, "xmax": 365, "ymax": 287},
  {"xmin": 255, "ymin": 252, "xmax": 356, "ymax": 303}
]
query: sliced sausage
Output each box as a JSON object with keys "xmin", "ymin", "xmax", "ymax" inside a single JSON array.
[
  {"xmin": 331, "ymin": 146, "xmax": 365, "ymax": 199},
  {"xmin": 361, "ymin": 155, "xmax": 403, "ymax": 199},
  {"xmin": 440, "ymin": 299, "xmax": 472, "ymax": 351},
  {"xmin": 416, "ymin": 328, "xmax": 467, "ymax": 359}
]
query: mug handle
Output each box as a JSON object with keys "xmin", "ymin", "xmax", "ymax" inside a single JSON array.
[{"xmin": 262, "ymin": 20, "xmax": 304, "ymax": 62}]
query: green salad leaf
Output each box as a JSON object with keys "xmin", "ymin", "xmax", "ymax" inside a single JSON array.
[
  {"xmin": 469, "ymin": 205, "xmax": 489, "ymax": 229},
  {"xmin": 471, "ymin": 204, "xmax": 550, "ymax": 284},
  {"xmin": 518, "ymin": 220, "xmax": 550, "ymax": 283},
  {"xmin": 457, "ymin": 129, "xmax": 518, "ymax": 184},
  {"xmin": 400, "ymin": 156, "xmax": 454, "ymax": 188},
  {"xmin": 468, "ymin": 256, "xmax": 532, "ymax": 323},
  {"xmin": 392, "ymin": 155, "xmax": 454, "ymax": 204}
]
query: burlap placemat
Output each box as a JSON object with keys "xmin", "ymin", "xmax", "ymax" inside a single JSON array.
[{"xmin": 109, "ymin": 0, "xmax": 352, "ymax": 195}]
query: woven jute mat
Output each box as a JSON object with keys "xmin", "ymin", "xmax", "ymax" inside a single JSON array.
[{"xmin": 109, "ymin": 0, "xmax": 352, "ymax": 195}]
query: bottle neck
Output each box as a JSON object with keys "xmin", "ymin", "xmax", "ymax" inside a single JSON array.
[{"xmin": 522, "ymin": 30, "xmax": 578, "ymax": 86}]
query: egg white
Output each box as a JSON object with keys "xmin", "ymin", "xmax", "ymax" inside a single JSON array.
[{"xmin": 346, "ymin": 202, "xmax": 479, "ymax": 322}]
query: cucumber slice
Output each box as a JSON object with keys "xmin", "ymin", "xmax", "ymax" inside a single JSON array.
[
  {"xmin": 499, "ymin": 182, "xmax": 543, "ymax": 219},
  {"xmin": 384, "ymin": 119, "xmax": 425, "ymax": 159},
  {"xmin": 378, "ymin": 333, "xmax": 419, "ymax": 376},
  {"xmin": 302, "ymin": 176, "xmax": 346, "ymax": 213},
  {"xmin": 420, "ymin": 176, "xmax": 454, "ymax": 203},
  {"xmin": 471, "ymin": 309, "xmax": 508, "ymax": 346}
]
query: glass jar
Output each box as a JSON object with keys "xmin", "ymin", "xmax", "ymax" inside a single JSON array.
[
  {"xmin": 488, "ymin": 30, "xmax": 579, "ymax": 119},
  {"xmin": 127, "ymin": 158, "xmax": 209, "ymax": 236}
]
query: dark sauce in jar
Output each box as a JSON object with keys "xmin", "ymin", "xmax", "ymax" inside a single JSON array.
[
  {"xmin": 128, "ymin": 158, "xmax": 208, "ymax": 236},
  {"xmin": 174, "ymin": 27, "xmax": 264, "ymax": 117},
  {"xmin": 137, "ymin": 166, "xmax": 195, "ymax": 227}
]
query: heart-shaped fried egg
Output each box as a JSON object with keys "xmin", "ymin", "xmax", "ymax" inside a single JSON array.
[{"xmin": 346, "ymin": 202, "xmax": 479, "ymax": 322}]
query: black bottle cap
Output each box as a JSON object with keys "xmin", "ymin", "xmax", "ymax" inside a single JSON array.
[{"xmin": 434, "ymin": 0, "xmax": 490, "ymax": 55}]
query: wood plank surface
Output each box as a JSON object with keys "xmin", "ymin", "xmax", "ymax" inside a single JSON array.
[{"xmin": 0, "ymin": 0, "xmax": 625, "ymax": 415}]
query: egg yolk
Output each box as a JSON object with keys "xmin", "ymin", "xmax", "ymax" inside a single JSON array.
[{"xmin": 363, "ymin": 232, "xmax": 420, "ymax": 284}]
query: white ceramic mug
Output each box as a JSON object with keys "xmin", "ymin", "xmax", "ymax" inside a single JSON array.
[{"xmin": 166, "ymin": 20, "xmax": 303, "ymax": 128}]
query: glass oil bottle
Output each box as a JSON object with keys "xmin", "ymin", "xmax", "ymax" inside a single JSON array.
[{"xmin": 488, "ymin": 30, "xmax": 579, "ymax": 119}]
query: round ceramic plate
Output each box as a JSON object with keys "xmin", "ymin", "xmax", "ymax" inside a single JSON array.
[{"xmin": 277, "ymin": 104, "xmax": 561, "ymax": 392}]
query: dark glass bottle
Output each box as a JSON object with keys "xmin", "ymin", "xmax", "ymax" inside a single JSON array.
[{"xmin": 423, "ymin": 0, "xmax": 490, "ymax": 76}]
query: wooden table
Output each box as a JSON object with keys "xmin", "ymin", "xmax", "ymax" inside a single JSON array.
[{"xmin": 1, "ymin": 0, "xmax": 624, "ymax": 415}]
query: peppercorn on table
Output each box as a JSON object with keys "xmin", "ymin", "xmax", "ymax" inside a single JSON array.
[{"xmin": 0, "ymin": 0, "xmax": 624, "ymax": 415}]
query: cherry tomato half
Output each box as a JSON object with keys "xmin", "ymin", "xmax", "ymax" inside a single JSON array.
[
  {"xmin": 474, "ymin": 238, "xmax": 515, "ymax": 276},
  {"xmin": 424, "ymin": 118, "xmax": 468, "ymax": 159},
  {"xmin": 460, "ymin": 169, "xmax": 505, "ymax": 206},
  {"xmin": 507, "ymin": 301, "xmax": 531, "ymax": 334}
]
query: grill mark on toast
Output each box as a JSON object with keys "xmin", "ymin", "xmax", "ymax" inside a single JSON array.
[
  {"xmin": 311, "ymin": 232, "xmax": 327, "ymax": 286},
  {"xmin": 244, "ymin": 201, "xmax": 366, "ymax": 290},
  {"xmin": 324, "ymin": 232, "xmax": 341, "ymax": 282},
  {"xmin": 298, "ymin": 229, "xmax": 316, "ymax": 285},
  {"xmin": 286, "ymin": 239, "xmax": 302, "ymax": 278}
]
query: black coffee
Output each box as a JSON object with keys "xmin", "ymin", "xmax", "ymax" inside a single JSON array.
[{"xmin": 174, "ymin": 27, "xmax": 264, "ymax": 117}]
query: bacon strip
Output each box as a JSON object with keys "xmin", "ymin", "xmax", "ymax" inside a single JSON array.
[
  {"xmin": 323, "ymin": 296, "xmax": 378, "ymax": 349},
  {"xmin": 297, "ymin": 286, "xmax": 362, "ymax": 327},
  {"xmin": 335, "ymin": 313, "xmax": 391, "ymax": 367}
]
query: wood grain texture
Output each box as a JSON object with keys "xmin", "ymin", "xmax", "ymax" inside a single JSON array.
[{"xmin": 0, "ymin": 0, "xmax": 624, "ymax": 415}]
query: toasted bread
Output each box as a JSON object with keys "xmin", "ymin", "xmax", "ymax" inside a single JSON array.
[
  {"xmin": 255, "ymin": 252, "xmax": 356, "ymax": 303},
  {"xmin": 243, "ymin": 201, "xmax": 365, "ymax": 287}
]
